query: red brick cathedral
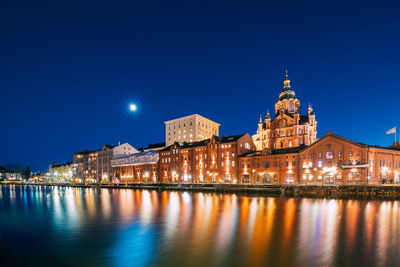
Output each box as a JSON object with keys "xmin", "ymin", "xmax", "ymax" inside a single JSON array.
[{"xmin": 252, "ymin": 71, "xmax": 317, "ymax": 150}]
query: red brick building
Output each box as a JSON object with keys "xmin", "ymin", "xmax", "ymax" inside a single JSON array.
[
  {"xmin": 239, "ymin": 132, "xmax": 400, "ymax": 185},
  {"xmin": 159, "ymin": 134, "xmax": 256, "ymax": 183}
]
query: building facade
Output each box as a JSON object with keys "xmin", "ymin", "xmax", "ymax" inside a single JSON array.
[
  {"xmin": 239, "ymin": 132, "xmax": 400, "ymax": 185},
  {"xmin": 159, "ymin": 134, "xmax": 256, "ymax": 183},
  {"xmin": 111, "ymin": 150, "xmax": 160, "ymax": 183},
  {"xmin": 97, "ymin": 143, "xmax": 137, "ymax": 183},
  {"xmin": 164, "ymin": 114, "xmax": 220, "ymax": 146},
  {"xmin": 49, "ymin": 162, "xmax": 73, "ymax": 183},
  {"xmin": 72, "ymin": 150, "xmax": 97, "ymax": 183},
  {"xmin": 252, "ymin": 72, "xmax": 317, "ymax": 150}
]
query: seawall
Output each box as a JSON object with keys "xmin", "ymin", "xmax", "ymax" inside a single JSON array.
[{"xmin": 3, "ymin": 182, "xmax": 400, "ymax": 200}]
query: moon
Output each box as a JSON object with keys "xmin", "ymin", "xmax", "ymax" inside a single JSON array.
[{"xmin": 129, "ymin": 104, "xmax": 137, "ymax": 112}]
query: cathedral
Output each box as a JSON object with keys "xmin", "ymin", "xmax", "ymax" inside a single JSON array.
[{"xmin": 252, "ymin": 72, "xmax": 317, "ymax": 150}]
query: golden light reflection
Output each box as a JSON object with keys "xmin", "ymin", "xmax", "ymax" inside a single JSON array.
[{"xmin": 3, "ymin": 186, "xmax": 400, "ymax": 266}]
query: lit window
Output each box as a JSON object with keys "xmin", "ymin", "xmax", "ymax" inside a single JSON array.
[
  {"xmin": 326, "ymin": 151, "xmax": 334, "ymax": 159},
  {"xmin": 317, "ymin": 160, "xmax": 323, "ymax": 168}
]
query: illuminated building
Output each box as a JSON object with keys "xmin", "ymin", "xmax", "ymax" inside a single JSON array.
[
  {"xmin": 97, "ymin": 143, "xmax": 138, "ymax": 183},
  {"xmin": 111, "ymin": 150, "xmax": 160, "ymax": 183},
  {"xmin": 158, "ymin": 134, "xmax": 256, "ymax": 183},
  {"xmin": 164, "ymin": 114, "xmax": 220, "ymax": 146},
  {"xmin": 49, "ymin": 162, "xmax": 73, "ymax": 182},
  {"xmin": 252, "ymin": 72, "xmax": 317, "ymax": 150},
  {"xmin": 72, "ymin": 150, "xmax": 97, "ymax": 183},
  {"xmin": 240, "ymin": 132, "xmax": 400, "ymax": 184}
]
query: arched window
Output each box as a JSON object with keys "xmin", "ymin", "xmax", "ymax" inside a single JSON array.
[
  {"xmin": 281, "ymin": 141, "xmax": 284, "ymax": 148},
  {"xmin": 279, "ymin": 119, "xmax": 286, "ymax": 128}
]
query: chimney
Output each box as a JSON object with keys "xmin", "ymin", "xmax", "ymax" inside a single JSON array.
[{"xmin": 390, "ymin": 141, "xmax": 400, "ymax": 148}]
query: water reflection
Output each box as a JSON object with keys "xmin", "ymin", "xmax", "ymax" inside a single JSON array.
[{"xmin": 1, "ymin": 185, "xmax": 400, "ymax": 266}]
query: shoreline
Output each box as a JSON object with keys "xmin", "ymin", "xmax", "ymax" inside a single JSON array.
[{"xmin": 3, "ymin": 181, "xmax": 400, "ymax": 200}]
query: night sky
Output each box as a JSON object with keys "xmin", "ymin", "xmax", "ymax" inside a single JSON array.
[{"xmin": 1, "ymin": 0, "xmax": 399, "ymax": 171}]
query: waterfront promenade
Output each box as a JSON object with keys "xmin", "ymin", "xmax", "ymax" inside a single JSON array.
[{"xmin": 4, "ymin": 181, "xmax": 400, "ymax": 200}]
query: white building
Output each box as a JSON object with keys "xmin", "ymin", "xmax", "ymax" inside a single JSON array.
[
  {"xmin": 164, "ymin": 114, "xmax": 220, "ymax": 146},
  {"xmin": 97, "ymin": 143, "xmax": 138, "ymax": 183}
]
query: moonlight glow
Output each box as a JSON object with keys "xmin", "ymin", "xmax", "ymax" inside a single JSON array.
[{"xmin": 129, "ymin": 104, "xmax": 137, "ymax": 112}]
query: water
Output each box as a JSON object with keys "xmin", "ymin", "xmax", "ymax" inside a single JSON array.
[{"xmin": 1, "ymin": 185, "xmax": 400, "ymax": 267}]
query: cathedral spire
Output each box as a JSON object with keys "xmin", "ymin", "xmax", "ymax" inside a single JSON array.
[
  {"xmin": 259, "ymin": 114, "xmax": 262, "ymax": 123},
  {"xmin": 283, "ymin": 69, "xmax": 290, "ymax": 88},
  {"xmin": 265, "ymin": 109, "xmax": 270, "ymax": 119}
]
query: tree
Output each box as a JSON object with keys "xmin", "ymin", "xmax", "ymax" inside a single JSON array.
[{"xmin": 24, "ymin": 166, "xmax": 31, "ymax": 180}]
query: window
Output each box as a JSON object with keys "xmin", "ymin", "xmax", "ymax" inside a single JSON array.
[
  {"xmin": 355, "ymin": 172, "xmax": 360, "ymax": 180},
  {"xmin": 232, "ymin": 152, "xmax": 235, "ymax": 157},
  {"xmin": 292, "ymin": 160, "xmax": 295, "ymax": 166},
  {"xmin": 349, "ymin": 152, "xmax": 353, "ymax": 157},
  {"xmin": 327, "ymin": 161, "xmax": 332, "ymax": 167},
  {"xmin": 326, "ymin": 152, "xmax": 334, "ymax": 159},
  {"xmin": 337, "ymin": 160, "xmax": 342, "ymax": 167},
  {"xmin": 232, "ymin": 161, "xmax": 235, "ymax": 167},
  {"xmin": 265, "ymin": 162, "xmax": 269, "ymax": 168},
  {"xmin": 349, "ymin": 172, "xmax": 353, "ymax": 180},
  {"xmin": 318, "ymin": 175, "xmax": 322, "ymax": 180},
  {"xmin": 286, "ymin": 161, "xmax": 289, "ymax": 166},
  {"xmin": 318, "ymin": 153, "xmax": 322, "ymax": 159},
  {"xmin": 274, "ymin": 161, "xmax": 277, "ymax": 167},
  {"xmin": 303, "ymin": 174, "xmax": 307, "ymax": 180},
  {"xmin": 303, "ymin": 162, "xmax": 307, "ymax": 168},
  {"xmin": 338, "ymin": 152, "xmax": 342, "ymax": 158},
  {"xmin": 257, "ymin": 163, "xmax": 260, "ymax": 168},
  {"xmin": 337, "ymin": 173, "xmax": 342, "ymax": 179},
  {"xmin": 221, "ymin": 162, "xmax": 224, "ymax": 167},
  {"xmin": 308, "ymin": 162, "xmax": 313, "ymax": 168},
  {"xmin": 317, "ymin": 160, "xmax": 323, "ymax": 168}
]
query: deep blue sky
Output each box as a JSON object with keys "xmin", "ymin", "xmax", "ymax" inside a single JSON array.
[{"xmin": 1, "ymin": 0, "xmax": 399, "ymax": 171}]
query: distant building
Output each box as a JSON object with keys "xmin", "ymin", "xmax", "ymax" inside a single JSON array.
[
  {"xmin": 49, "ymin": 162, "xmax": 73, "ymax": 182},
  {"xmin": 4, "ymin": 171, "xmax": 23, "ymax": 181},
  {"xmin": 252, "ymin": 72, "xmax": 317, "ymax": 150},
  {"xmin": 0, "ymin": 166, "xmax": 5, "ymax": 181},
  {"xmin": 164, "ymin": 114, "xmax": 220, "ymax": 146},
  {"xmin": 97, "ymin": 143, "xmax": 138, "ymax": 183},
  {"xmin": 159, "ymin": 133, "xmax": 256, "ymax": 183},
  {"xmin": 72, "ymin": 150, "xmax": 97, "ymax": 183}
]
